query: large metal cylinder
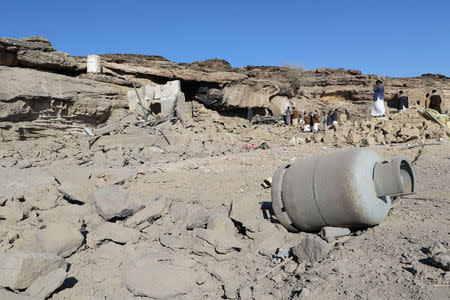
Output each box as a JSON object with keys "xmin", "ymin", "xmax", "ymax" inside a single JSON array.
[{"xmin": 271, "ymin": 149, "xmax": 415, "ymax": 232}]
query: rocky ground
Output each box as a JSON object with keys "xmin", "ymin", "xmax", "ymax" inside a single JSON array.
[
  {"xmin": 0, "ymin": 36, "xmax": 449, "ymax": 299},
  {"xmin": 0, "ymin": 111, "xmax": 449, "ymax": 299}
]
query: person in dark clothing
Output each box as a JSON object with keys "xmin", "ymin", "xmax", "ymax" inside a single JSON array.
[
  {"xmin": 429, "ymin": 90, "xmax": 442, "ymax": 113},
  {"xmin": 326, "ymin": 110, "xmax": 333, "ymax": 126},
  {"xmin": 371, "ymin": 80, "xmax": 385, "ymax": 116},
  {"xmin": 396, "ymin": 91, "xmax": 408, "ymax": 112},
  {"xmin": 247, "ymin": 107, "xmax": 253, "ymax": 124}
]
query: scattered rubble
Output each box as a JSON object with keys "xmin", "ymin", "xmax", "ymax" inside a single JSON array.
[{"xmin": 0, "ymin": 35, "xmax": 448, "ymax": 299}]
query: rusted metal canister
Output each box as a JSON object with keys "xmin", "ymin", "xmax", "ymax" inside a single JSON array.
[{"xmin": 271, "ymin": 149, "xmax": 415, "ymax": 232}]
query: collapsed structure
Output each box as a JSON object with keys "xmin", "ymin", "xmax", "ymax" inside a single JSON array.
[{"xmin": 0, "ymin": 36, "xmax": 449, "ymax": 299}]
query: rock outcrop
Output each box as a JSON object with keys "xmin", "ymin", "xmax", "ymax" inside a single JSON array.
[
  {"xmin": 0, "ymin": 36, "xmax": 77, "ymax": 71},
  {"xmin": 0, "ymin": 35, "xmax": 449, "ymax": 141}
]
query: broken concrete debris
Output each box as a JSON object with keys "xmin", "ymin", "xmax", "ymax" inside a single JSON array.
[
  {"xmin": 0, "ymin": 35, "xmax": 448, "ymax": 299},
  {"xmin": 272, "ymin": 248, "xmax": 290, "ymax": 264},
  {"xmin": 128, "ymin": 80, "xmax": 185, "ymax": 119}
]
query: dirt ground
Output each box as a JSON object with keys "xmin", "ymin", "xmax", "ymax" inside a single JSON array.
[{"xmin": 0, "ymin": 116, "xmax": 449, "ymax": 299}]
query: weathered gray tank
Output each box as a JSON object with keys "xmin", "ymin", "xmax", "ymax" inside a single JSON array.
[{"xmin": 271, "ymin": 149, "xmax": 415, "ymax": 232}]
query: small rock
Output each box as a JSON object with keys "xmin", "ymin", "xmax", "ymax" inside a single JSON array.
[
  {"xmin": 0, "ymin": 251, "xmax": 66, "ymax": 290},
  {"xmin": 292, "ymin": 288, "xmax": 310, "ymax": 300},
  {"xmin": 59, "ymin": 182, "xmax": 91, "ymax": 204},
  {"xmin": 194, "ymin": 228, "xmax": 243, "ymax": 254},
  {"xmin": 207, "ymin": 214, "xmax": 235, "ymax": 235},
  {"xmin": 224, "ymin": 282, "xmax": 239, "ymax": 299},
  {"xmin": 171, "ymin": 253, "xmax": 197, "ymax": 268},
  {"xmin": 292, "ymin": 236, "xmax": 331, "ymax": 263},
  {"xmin": 185, "ymin": 209, "xmax": 209, "ymax": 230},
  {"xmin": 26, "ymin": 268, "xmax": 67, "ymax": 299},
  {"xmin": 0, "ymin": 289, "xmax": 35, "ymax": 299},
  {"xmin": 269, "ymin": 273, "xmax": 283, "ymax": 283},
  {"xmin": 424, "ymin": 241, "xmax": 447, "ymax": 255},
  {"xmin": 0, "ymin": 207, "xmax": 23, "ymax": 222},
  {"xmin": 89, "ymin": 222, "xmax": 140, "ymax": 247},
  {"xmin": 26, "ymin": 188, "xmax": 59, "ymax": 210},
  {"xmin": 284, "ymin": 261, "xmax": 298, "ymax": 274},
  {"xmin": 0, "ymin": 157, "xmax": 17, "ymax": 167},
  {"xmin": 229, "ymin": 193, "xmax": 260, "ymax": 232},
  {"xmin": 125, "ymin": 196, "xmax": 170, "ymax": 229},
  {"xmin": 238, "ymin": 285, "xmax": 253, "ymax": 300},
  {"xmin": 124, "ymin": 258, "xmax": 199, "ymax": 299},
  {"xmin": 32, "ymin": 223, "xmax": 84, "ymax": 258},
  {"xmin": 159, "ymin": 234, "xmax": 188, "ymax": 250},
  {"xmin": 429, "ymin": 250, "xmax": 450, "ymax": 271},
  {"xmin": 90, "ymin": 185, "xmax": 145, "ymax": 221}
]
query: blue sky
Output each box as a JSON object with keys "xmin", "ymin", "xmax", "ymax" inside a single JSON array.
[{"xmin": 2, "ymin": 0, "xmax": 449, "ymax": 77}]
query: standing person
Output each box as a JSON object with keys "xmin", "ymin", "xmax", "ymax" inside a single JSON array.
[
  {"xmin": 371, "ymin": 80, "xmax": 385, "ymax": 117},
  {"xmin": 397, "ymin": 91, "xmax": 408, "ymax": 112},
  {"xmin": 425, "ymin": 93, "xmax": 431, "ymax": 109},
  {"xmin": 429, "ymin": 90, "xmax": 442, "ymax": 113},
  {"xmin": 285, "ymin": 106, "xmax": 292, "ymax": 125},
  {"xmin": 247, "ymin": 106, "xmax": 253, "ymax": 124},
  {"xmin": 321, "ymin": 111, "xmax": 328, "ymax": 131},
  {"xmin": 312, "ymin": 110, "xmax": 320, "ymax": 132},
  {"xmin": 303, "ymin": 112, "xmax": 311, "ymax": 132},
  {"xmin": 292, "ymin": 107, "xmax": 299, "ymax": 127}
]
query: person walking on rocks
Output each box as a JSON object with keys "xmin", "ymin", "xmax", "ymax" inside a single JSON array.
[
  {"xmin": 371, "ymin": 80, "xmax": 385, "ymax": 117},
  {"xmin": 312, "ymin": 110, "xmax": 320, "ymax": 132},
  {"xmin": 429, "ymin": 90, "xmax": 442, "ymax": 113}
]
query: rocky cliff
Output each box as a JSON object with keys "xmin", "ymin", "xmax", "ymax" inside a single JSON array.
[{"xmin": 1, "ymin": 36, "xmax": 449, "ymax": 139}]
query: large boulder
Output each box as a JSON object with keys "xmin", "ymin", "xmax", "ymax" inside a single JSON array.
[
  {"xmin": 32, "ymin": 223, "xmax": 84, "ymax": 258},
  {"xmin": 16, "ymin": 49, "xmax": 77, "ymax": 70},
  {"xmin": 0, "ymin": 36, "xmax": 55, "ymax": 52},
  {"xmin": 0, "ymin": 251, "xmax": 66, "ymax": 290},
  {"xmin": 0, "ymin": 36, "xmax": 77, "ymax": 71},
  {"xmin": 26, "ymin": 268, "xmax": 67, "ymax": 299},
  {"xmin": 123, "ymin": 258, "xmax": 199, "ymax": 299},
  {"xmin": 0, "ymin": 65, "xmax": 124, "ymax": 123},
  {"xmin": 88, "ymin": 222, "xmax": 140, "ymax": 247},
  {"xmin": 91, "ymin": 185, "xmax": 145, "ymax": 221}
]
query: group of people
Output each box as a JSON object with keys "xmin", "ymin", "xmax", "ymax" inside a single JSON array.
[
  {"xmin": 285, "ymin": 107, "xmax": 338, "ymax": 132},
  {"xmin": 371, "ymin": 80, "xmax": 443, "ymax": 117}
]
